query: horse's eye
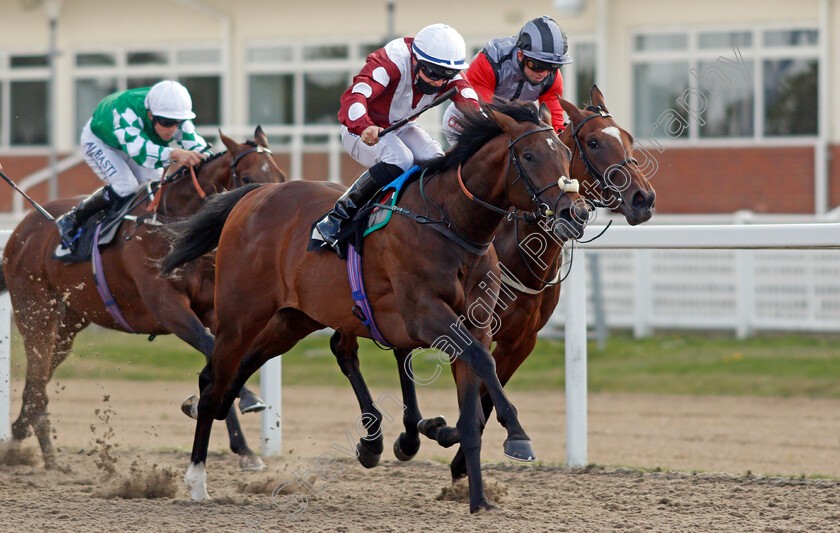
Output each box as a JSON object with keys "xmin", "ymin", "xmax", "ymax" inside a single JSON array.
[
  {"xmin": 241, "ymin": 176, "xmax": 252, "ymax": 184},
  {"xmin": 523, "ymin": 153, "xmax": 534, "ymax": 162},
  {"xmin": 587, "ymin": 139, "xmax": 599, "ymax": 149}
]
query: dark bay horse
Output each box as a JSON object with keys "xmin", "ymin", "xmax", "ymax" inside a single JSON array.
[
  {"xmin": 2, "ymin": 127, "xmax": 285, "ymax": 471},
  {"xmin": 160, "ymin": 100, "xmax": 589, "ymax": 512},
  {"xmin": 329, "ymin": 86, "xmax": 656, "ymax": 478}
]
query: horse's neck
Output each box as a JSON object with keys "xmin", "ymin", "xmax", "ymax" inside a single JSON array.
[
  {"xmin": 161, "ymin": 159, "xmax": 227, "ymax": 217},
  {"xmin": 496, "ymin": 218, "xmax": 566, "ymax": 288},
  {"xmin": 416, "ymin": 143, "xmax": 511, "ymax": 247}
]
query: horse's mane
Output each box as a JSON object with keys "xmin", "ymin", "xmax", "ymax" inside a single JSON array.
[
  {"xmin": 166, "ymin": 139, "xmax": 260, "ymax": 181},
  {"xmin": 422, "ymin": 99, "xmax": 541, "ymax": 175}
]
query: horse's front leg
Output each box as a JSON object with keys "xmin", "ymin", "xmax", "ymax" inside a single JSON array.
[
  {"xmin": 329, "ymin": 331, "xmax": 384, "ymax": 468},
  {"xmin": 418, "ymin": 313, "xmax": 534, "ymax": 462},
  {"xmin": 452, "ymin": 358, "xmax": 495, "ymax": 513},
  {"xmin": 392, "ymin": 348, "xmax": 424, "ymax": 461},
  {"xmin": 450, "ymin": 335, "xmax": 538, "ymax": 480}
]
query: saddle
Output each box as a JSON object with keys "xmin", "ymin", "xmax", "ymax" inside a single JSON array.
[
  {"xmin": 52, "ymin": 183, "xmax": 160, "ymax": 264},
  {"xmin": 307, "ymin": 165, "xmax": 420, "ymax": 258}
]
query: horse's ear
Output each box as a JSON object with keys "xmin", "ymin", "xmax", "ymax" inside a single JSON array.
[
  {"xmin": 590, "ymin": 84, "xmax": 608, "ymax": 112},
  {"xmin": 538, "ymin": 102, "xmax": 552, "ymax": 127},
  {"xmin": 219, "ymin": 129, "xmax": 242, "ymax": 156},
  {"xmin": 254, "ymin": 125, "xmax": 269, "ymax": 148},
  {"xmin": 557, "ymin": 94, "xmax": 584, "ymax": 126}
]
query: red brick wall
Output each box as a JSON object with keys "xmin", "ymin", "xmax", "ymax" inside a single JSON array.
[
  {"xmin": 830, "ymin": 146, "xmax": 840, "ymax": 209},
  {"xmin": 645, "ymin": 146, "xmax": 817, "ymax": 213},
  {"xmin": 1, "ymin": 145, "xmax": 836, "ymax": 214}
]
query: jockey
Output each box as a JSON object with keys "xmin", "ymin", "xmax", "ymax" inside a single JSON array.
[
  {"xmin": 443, "ymin": 15, "xmax": 572, "ymax": 143},
  {"xmin": 56, "ymin": 80, "xmax": 211, "ymax": 246},
  {"xmin": 314, "ymin": 23, "xmax": 480, "ymax": 256}
]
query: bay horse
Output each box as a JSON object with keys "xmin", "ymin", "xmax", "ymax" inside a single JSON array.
[
  {"xmin": 2, "ymin": 127, "xmax": 285, "ymax": 471},
  {"xmin": 328, "ymin": 86, "xmax": 656, "ymax": 478},
  {"xmin": 160, "ymin": 100, "xmax": 589, "ymax": 512}
]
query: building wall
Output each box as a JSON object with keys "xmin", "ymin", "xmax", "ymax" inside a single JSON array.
[{"xmin": 0, "ymin": 0, "xmax": 834, "ymax": 215}]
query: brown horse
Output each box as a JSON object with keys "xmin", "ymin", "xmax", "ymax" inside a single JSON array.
[
  {"xmin": 2, "ymin": 127, "xmax": 285, "ymax": 471},
  {"xmin": 328, "ymin": 86, "xmax": 656, "ymax": 478},
  {"xmin": 160, "ymin": 100, "xmax": 589, "ymax": 512}
]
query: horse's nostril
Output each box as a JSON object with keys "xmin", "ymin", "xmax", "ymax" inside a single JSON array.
[{"xmin": 633, "ymin": 190, "xmax": 655, "ymax": 210}]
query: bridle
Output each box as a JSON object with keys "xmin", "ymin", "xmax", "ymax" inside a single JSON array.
[
  {"xmin": 148, "ymin": 144, "xmax": 274, "ymax": 214},
  {"xmin": 229, "ymin": 144, "xmax": 273, "ymax": 188},
  {"xmin": 569, "ymin": 105, "xmax": 638, "ymax": 209},
  {"xmin": 458, "ymin": 124, "xmax": 579, "ymax": 222}
]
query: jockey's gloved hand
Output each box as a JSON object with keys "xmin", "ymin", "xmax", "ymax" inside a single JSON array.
[{"xmin": 170, "ymin": 148, "xmax": 208, "ymax": 167}]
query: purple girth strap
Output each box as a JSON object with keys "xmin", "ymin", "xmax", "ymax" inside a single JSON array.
[
  {"xmin": 92, "ymin": 223, "xmax": 137, "ymax": 333},
  {"xmin": 346, "ymin": 244, "xmax": 392, "ymax": 348}
]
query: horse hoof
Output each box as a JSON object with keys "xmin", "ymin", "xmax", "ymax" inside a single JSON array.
[
  {"xmin": 240, "ymin": 454, "xmax": 265, "ymax": 472},
  {"xmin": 416, "ymin": 416, "xmax": 447, "ymax": 437},
  {"xmin": 44, "ymin": 459, "xmax": 72, "ymax": 474},
  {"xmin": 356, "ymin": 442, "xmax": 381, "ymax": 469},
  {"xmin": 185, "ymin": 462, "xmax": 210, "ymax": 501},
  {"xmin": 393, "ymin": 433, "xmax": 419, "ymax": 462},
  {"xmin": 181, "ymin": 395, "xmax": 198, "ymax": 420},
  {"xmin": 239, "ymin": 394, "xmax": 267, "ymax": 415},
  {"xmin": 503, "ymin": 439, "xmax": 536, "ymax": 462},
  {"xmin": 470, "ymin": 500, "xmax": 498, "ymax": 514}
]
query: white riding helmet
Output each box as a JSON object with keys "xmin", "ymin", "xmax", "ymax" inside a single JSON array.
[
  {"xmin": 145, "ymin": 80, "xmax": 196, "ymax": 120},
  {"xmin": 412, "ymin": 23, "xmax": 468, "ymax": 71}
]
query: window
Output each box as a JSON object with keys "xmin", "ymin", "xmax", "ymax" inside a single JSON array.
[
  {"xmin": 0, "ymin": 53, "xmax": 51, "ymax": 147},
  {"xmin": 246, "ymin": 41, "xmax": 378, "ymax": 141},
  {"xmin": 571, "ymin": 42, "xmax": 596, "ymax": 107},
  {"xmin": 72, "ymin": 47, "xmax": 223, "ymax": 141},
  {"xmin": 631, "ymin": 27, "xmax": 819, "ymax": 141}
]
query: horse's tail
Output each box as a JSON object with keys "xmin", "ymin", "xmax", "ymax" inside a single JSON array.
[
  {"xmin": 160, "ymin": 184, "xmax": 264, "ymax": 276},
  {"xmin": 0, "ymin": 264, "xmax": 7, "ymax": 294}
]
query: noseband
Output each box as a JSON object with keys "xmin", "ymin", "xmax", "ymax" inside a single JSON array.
[
  {"xmin": 569, "ymin": 105, "xmax": 638, "ymax": 208},
  {"xmin": 229, "ymin": 144, "xmax": 273, "ymax": 188}
]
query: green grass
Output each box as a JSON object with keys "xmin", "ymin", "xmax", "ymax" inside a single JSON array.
[{"xmin": 9, "ymin": 326, "xmax": 840, "ymax": 398}]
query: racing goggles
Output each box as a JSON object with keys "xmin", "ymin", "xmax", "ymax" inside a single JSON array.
[
  {"xmin": 153, "ymin": 116, "xmax": 186, "ymax": 128},
  {"xmin": 418, "ymin": 60, "xmax": 457, "ymax": 81},
  {"xmin": 524, "ymin": 57, "xmax": 561, "ymax": 73}
]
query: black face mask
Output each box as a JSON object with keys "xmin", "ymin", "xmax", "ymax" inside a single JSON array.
[{"xmin": 414, "ymin": 65, "xmax": 443, "ymax": 95}]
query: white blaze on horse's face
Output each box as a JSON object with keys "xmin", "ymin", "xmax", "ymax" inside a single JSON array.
[{"xmin": 602, "ymin": 126, "xmax": 623, "ymax": 145}]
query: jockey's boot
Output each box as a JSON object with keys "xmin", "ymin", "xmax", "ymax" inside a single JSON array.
[
  {"xmin": 314, "ymin": 169, "xmax": 381, "ymax": 256},
  {"xmin": 55, "ymin": 186, "xmax": 115, "ymax": 246}
]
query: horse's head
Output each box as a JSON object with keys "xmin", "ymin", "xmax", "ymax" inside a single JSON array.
[
  {"xmin": 219, "ymin": 125, "xmax": 287, "ymax": 188},
  {"xmin": 558, "ymin": 85, "xmax": 655, "ymax": 225},
  {"xmin": 160, "ymin": 126, "xmax": 286, "ymax": 217},
  {"xmin": 482, "ymin": 101, "xmax": 588, "ymax": 241}
]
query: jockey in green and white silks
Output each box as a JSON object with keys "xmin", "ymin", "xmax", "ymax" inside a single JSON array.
[{"xmin": 57, "ymin": 80, "xmax": 210, "ymax": 246}]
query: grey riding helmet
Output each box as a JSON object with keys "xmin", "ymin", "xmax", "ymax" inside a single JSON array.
[{"xmin": 516, "ymin": 16, "xmax": 573, "ymax": 65}]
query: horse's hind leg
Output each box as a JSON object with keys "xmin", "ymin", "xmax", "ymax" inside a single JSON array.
[
  {"xmin": 186, "ymin": 308, "xmax": 320, "ymax": 500},
  {"xmin": 12, "ymin": 304, "xmax": 87, "ymax": 470},
  {"xmin": 152, "ymin": 297, "xmax": 263, "ymax": 470},
  {"xmin": 216, "ymin": 310, "xmax": 323, "ymax": 421},
  {"xmin": 153, "ymin": 296, "xmax": 265, "ymax": 414},
  {"xmin": 329, "ymin": 331, "xmax": 384, "ymax": 468}
]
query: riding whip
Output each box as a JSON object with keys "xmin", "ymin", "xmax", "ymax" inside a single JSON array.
[
  {"xmin": 0, "ymin": 167, "xmax": 56, "ymax": 221},
  {"xmin": 379, "ymin": 87, "xmax": 457, "ymax": 137}
]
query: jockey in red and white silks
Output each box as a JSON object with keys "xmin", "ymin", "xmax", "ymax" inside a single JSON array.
[
  {"xmin": 314, "ymin": 23, "xmax": 480, "ymax": 256},
  {"xmin": 338, "ymin": 34, "xmax": 479, "ymax": 170}
]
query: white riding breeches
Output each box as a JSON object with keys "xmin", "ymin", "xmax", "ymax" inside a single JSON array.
[
  {"xmin": 341, "ymin": 122, "xmax": 444, "ymax": 172},
  {"xmin": 442, "ymin": 103, "xmax": 465, "ymax": 146},
  {"xmin": 80, "ymin": 120, "xmax": 164, "ymax": 198}
]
